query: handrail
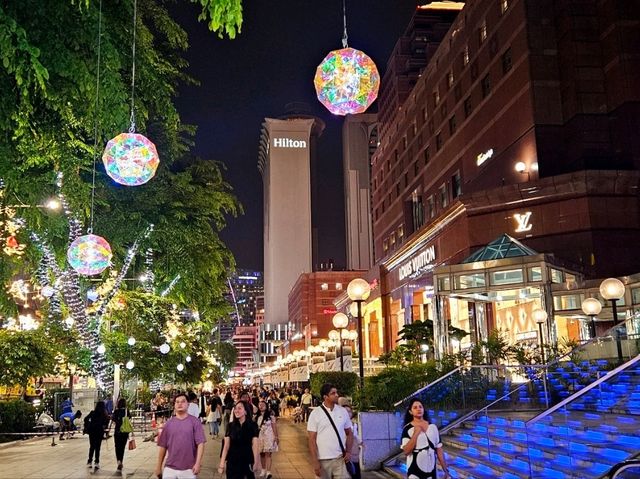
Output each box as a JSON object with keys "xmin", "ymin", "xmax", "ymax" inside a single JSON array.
[
  {"xmin": 393, "ymin": 366, "xmax": 464, "ymax": 408},
  {"xmin": 526, "ymin": 353, "xmax": 640, "ymax": 426},
  {"xmin": 607, "ymin": 459, "xmax": 640, "ymax": 479}
]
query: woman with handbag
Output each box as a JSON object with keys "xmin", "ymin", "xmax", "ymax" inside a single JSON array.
[
  {"xmin": 401, "ymin": 398, "xmax": 451, "ymax": 479},
  {"xmin": 206, "ymin": 392, "xmax": 222, "ymax": 437},
  {"xmin": 113, "ymin": 397, "xmax": 134, "ymax": 471},
  {"xmin": 255, "ymin": 400, "xmax": 279, "ymax": 479}
]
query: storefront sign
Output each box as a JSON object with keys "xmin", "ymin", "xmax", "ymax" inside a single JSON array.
[
  {"xmin": 514, "ymin": 212, "xmax": 533, "ymax": 232},
  {"xmin": 398, "ymin": 245, "xmax": 437, "ymax": 281},
  {"xmin": 516, "ymin": 331, "xmax": 538, "ymax": 340},
  {"xmin": 476, "ymin": 148, "xmax": 494, "ymax": 166},
  {"xmin": 273, "ymin": 138, "xmax": 307, "ymax": 148}
]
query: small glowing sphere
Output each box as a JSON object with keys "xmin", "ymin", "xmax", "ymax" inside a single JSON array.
[
  {"xmin": 102, "ymin": 132, "xmax": 160, "ymax": 186},
  {"xmin": 180, "ymin": 342, "xmax": 186, "ymax": 349},
  {"xmin": 185, "ymin": 355, "xmax": 192, "ymax": 362},
  {"xmin": 159, "ymin": 343, "xmax": 170, "ymax": 354},
  {"xmin": 41, "ymin": 286, "xmax": 55, "ymax": 298},
  {"xmin": 127, "ymin": 337, "xmax": 136, "ymax": 346},
  {"xmin": 126, "ymin": 360, "xmax": 135, "ymax": 370},
  {"xmin": 176, "ymin": 363, "xmax": 184, "ymax": 372},
  {"xmin": 67, "ymin": 234, "xmax": 112, "ymax": 276},
  {"xmin": 64, "ymin": 317, "xmax": 74, "ymax": 328},
  {"xmin": 87, "ymin": 289, "xmax": 99, "ymax": 302},
  {"xmin": 314, "ymin": 47, "xmax": 380, "ymax": 116},
  {"xmin": 97, "ymin": 344, "xmax": 106, "ymax": 354}
]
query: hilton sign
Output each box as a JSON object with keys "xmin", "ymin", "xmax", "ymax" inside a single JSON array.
[
  {"xmin": 398, "ymin": 245, "xmax": 437, "ymax": 281},
  {"xmin": 273, "ymin": 138, "xmax": 307, "ymax": 148}
]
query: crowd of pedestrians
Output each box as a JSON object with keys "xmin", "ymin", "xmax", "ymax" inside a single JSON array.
[{"xmin": 60, "ymin": 383, "xmax": 449, "ymax": 479}]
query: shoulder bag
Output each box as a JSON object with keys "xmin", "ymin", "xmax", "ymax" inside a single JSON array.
[
  {"xmin": 120, "ymin": 409, "xmax": 134, "ymax": 434},
  {"xmin": 319, "ymin": 405, "xmax": 356, "ymax": 478}
]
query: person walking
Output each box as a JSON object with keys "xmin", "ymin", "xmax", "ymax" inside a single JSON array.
[
  {"xmin": 187, "ymin": 391, "xmax": 200, "ymax": 418},
  {"xmin": 206, "ymin": 390, "xmax": 223, "ymax": 438},
  {"xmin": 85, "ymin": 400, "xmax": 110, "ymax": 471},
  {"xmin": 300, "ymin": 388, "xmax": 313, "ymax": 422},
  {"xmin": 255, "ymin": 400, "xmax": 279, "ymax": 479},
  {"xmin": 154, "ymin": 393, "xmax": 206, "ymax": 479},
  {"xmin": 307, "ymin": 383, "xmax": 354, "ymax": 479},
  {"xmin": 343, "ymin": 405, "xmax": 362, "ymax": 479},
  {"xmin": 223, "ymin": 390, "xmax": 234, "ymax": 433},
  {"xmin": 218, "ymin": 401, "xmax": 262, "ymax": 479},
  {"xmin": 112, "ymin": 398, "xmax": 132, "ymax": 471},
  {"xmin": 401, "ymin": 398, "xmax": 451, "ymax": 479}
]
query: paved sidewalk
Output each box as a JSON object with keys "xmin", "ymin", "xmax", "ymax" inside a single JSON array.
[{"xmin": 0, "ymin": 417, "xmax": 392, "ymax": 478}]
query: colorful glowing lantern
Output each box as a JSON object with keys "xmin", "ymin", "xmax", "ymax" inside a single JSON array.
[
  {"xmin": 102, "ymin": 133, "xmax": 159, "ymax": 186},
  {"xmin": 314, "ymin": 47, "xmax": 380, "ymax": 116},
  {"xmin": 67, "ymin": 234, "xmax": 112, "ymax": 276}
]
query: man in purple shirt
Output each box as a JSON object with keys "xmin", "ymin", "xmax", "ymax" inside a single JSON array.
[{"xmin": 155, "ymin": 393, "xmax": 206, "ymax": 479}]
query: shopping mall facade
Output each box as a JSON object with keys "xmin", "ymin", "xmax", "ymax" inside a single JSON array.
[{"xmin": 339, "ymin": 0, "xmax": 640, "ymax": 361}]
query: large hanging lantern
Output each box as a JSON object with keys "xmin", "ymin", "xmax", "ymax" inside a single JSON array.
[
  {"xmin": 67, "ymin": 234, "xmax": 112, "ymax": 276},
  {"xmin": 314, "ymin": 47, "xmax": 380, "ymax": 116},
  {"xmin": 102, "ymin": 133, "xmax": 159, "ymax": 186}
]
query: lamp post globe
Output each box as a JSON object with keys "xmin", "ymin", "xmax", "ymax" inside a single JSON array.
[
  {"xmin": 599, "ymin": 278, "xmax": 625, "ymax": 301},
  {"xmin": 347, "ymin": 278, "xmax": 371, "ymax": 301},
  {"xmin": 328, "ymin": 330, "xmax": 340, "ymax": 341},
  {"xmin": 332, "ymin": 312, "xmax": 349, "ymax": 329},
  {"xmin": 581, "ymin": 297, "xmax": 602, "ymax": 339},
  {"xmin": 349, "ymin": 302, "xmax": 359, "ymax": 317}
]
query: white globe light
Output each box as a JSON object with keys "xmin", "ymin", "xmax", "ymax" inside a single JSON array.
[
  {"xmin": 176, "ymin": 363, "xmax": 184, "ymax": 372},
  {"xmin": 87, "ymin": 289, "xmax": 99, "ymax": 302},
  {"xmin": 186, "ymin": 355, "xmax": 192, "ymax": 362},
  {"xmin": 347, "ymin": 278, "xmax": 371, "ymax": 301},
  {"xmin": 599, "ymin": 278, "xmax": 625, "ymax": 301},
  {"xmin": 328, "ymin": 329, "xmax": 340, "ymax": 341},
  {"xmin": 582, "ymin": 297, "xmax": 603, "ymax": 316},
  {"xmin": 532, "ymin": 308, "xmax": 548, "ymax": 324},
  {"xmin": 180, "ymin": 342, "xmax": 186, "ymax": 349},
  {"xmin": 159, "ymin": 343, "xmax": 170, "ymax": 354},
  {"xmin": 515, "ymin": 161, "xmax": 527, "ymax": 173},
  {"xmin": 332, "ymin": 312, "xmax": 349, "ymax": 329},
  {"xmin": 127, "ymin": 337, "xmax": 136, "ymax": 346},
  {"xmin": 64, "ymin": 317, "xmax": 74, "ymax": 328},
  {"xmin": 97, "ymin": 344, "xmax": 106, "ymax": 355},
  {"xmin": 208, "ymin": 369, "xmax": 213, "ymax": 374},
  {"xmin": 348, "ymin": 330, "xmax": 358, "ymax": 341},
  {"xmin": 126, "ymin": 360, "xmax": 135, "ymax": 370},
  {"xmin": 319, "ymin": 339, "xmax": 328, "ymax": 348}
]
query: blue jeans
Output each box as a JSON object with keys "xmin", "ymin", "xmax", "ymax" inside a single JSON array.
[{"xmin": 209, "ymin": 420, "xmax": 220, "ymax": 435}]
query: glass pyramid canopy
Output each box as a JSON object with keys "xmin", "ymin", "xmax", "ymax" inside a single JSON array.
[{"xmin": 462, "ymin": 234, "xmax": 538, "ymax": 264}]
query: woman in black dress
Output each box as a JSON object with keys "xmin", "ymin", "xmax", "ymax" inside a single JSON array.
[
  {"xmin": 218, "ymin": 401, "xmax": 262, "ymax": 479},
  {"xmin": 401, "ymin": 398, "xmax": 451, "ymax": 479},
  {"xmin": 85, "ymin": 400, "xmax": 110, "ymax": 471},
  {"xmin": 112, "ymin": 398, "xmax": 131, "ymax": 471}
]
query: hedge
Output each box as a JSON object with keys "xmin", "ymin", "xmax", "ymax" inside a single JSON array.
[{"xmin": 309, "ymin": 371, "xmax": 358, "ymax": 400}]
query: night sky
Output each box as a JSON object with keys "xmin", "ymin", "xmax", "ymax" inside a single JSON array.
[{"xmin": 173, "ymin": 1, "xmax": 418, "ymax": 270}]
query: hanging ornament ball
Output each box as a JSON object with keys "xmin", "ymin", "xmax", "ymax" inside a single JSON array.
[
  {"xmin": 87, "ymin": 289, "xmax": 99, "ymax": 302},
  {"xmin": 126, "ymin": 360, "xmax": 135, "ymax": 370},
  {"xmin": 102, "ymin": 132, "xmax": 160, "ymax": 186},
  {"xmin": 185, "ymin": 355, "xmax": 192, "ymax": 363},
  {"xmin": 67, "ymin": 234, "xmax": 112, "ymax": 276},
  {"xmin": 97, "ymin": 344, "xmax": 107, "ymax": 355},
  {"xmin": 128, "ymin": 336, "xmax": 136, "ymax": 346},
  {"xmin": 41, "ymin": 286, "xmax": 55, "ymax": 298},
  {"xmin": 314, "ymin": 47, "xmax": 380, "ymax": 116},
  {"xmin": 176, "ymin": 363, "xmax": 184, "ymax": 372},
  {"xmin": 159, "ymin": 343, "xmax": 171, "ymax": 355}
]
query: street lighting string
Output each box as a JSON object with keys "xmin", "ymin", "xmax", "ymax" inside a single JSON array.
[{"xmin": 89, "ymin": 0, "xmax": 103, "ymax": 234}]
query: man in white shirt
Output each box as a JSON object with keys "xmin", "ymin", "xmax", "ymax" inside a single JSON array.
[
  {"xmin": 307, "ymin": 383, "xmax": 353, "ymax": 479},
  {"xmin": 187, "ymin": 392, "xmax": 200, "ymax": 418},
  {"xmin": 301, "ymin": 388, "xmax": 313, "ymax": 422}
]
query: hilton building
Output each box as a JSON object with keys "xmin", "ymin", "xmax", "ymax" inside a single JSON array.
[
  {"xmin": 352, "ymin": 0, "xmax": 640, "ymax": 359},
  {"xmin": 258, "ymin": 110, "xmax": 325, "ymax": 326}
]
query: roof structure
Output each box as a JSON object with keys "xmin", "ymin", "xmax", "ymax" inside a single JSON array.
[{"xmin": 462, "ymin": 234, "xmax": 538, "ymax": 263}]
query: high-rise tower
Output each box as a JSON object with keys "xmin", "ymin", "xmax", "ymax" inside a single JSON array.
[{"xmin": 258, "ymin": 107, "xmax": 325, "ymax": 325}]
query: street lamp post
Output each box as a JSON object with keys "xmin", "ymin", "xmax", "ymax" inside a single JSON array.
[
  {"xmin": 581, "ymin": 297, "xmax": 602, "ymax": 339},
  {"xmin": 332, "ymin": 312, "xmax": 349, "ymax": 371},
  {"xmin": 532, "ymin": 308, "xmax": 548, "ymax": 364},
  {"xmin": 347, "ymin": 278, "xmax": 371, "ymax": 395},
  {"xmin": 600, "ymin": 278, "xmax": 626, "ymax": 363}
]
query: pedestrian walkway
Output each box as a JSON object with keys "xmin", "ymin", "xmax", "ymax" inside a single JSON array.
[{"xmin": 0, "ymin": 417, "xmax": 392, "ymax": 478}]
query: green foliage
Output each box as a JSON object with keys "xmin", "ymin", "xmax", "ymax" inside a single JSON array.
[
  {"xmin": 0, "ymin": 330, "xmax": 56, "ymax": 387},
  {"xmin": 0, "ymin": 400, "xmax": 37, "ymax": 442},
  {"xmin": 215, "ymin": 340, "xmax": 238, "ymax": 372},
  {"xmin": 387, "ymin": 320, "xmax": 469, "ymax": 365},
  {"xmin": 309, "ymin": 371, "xmax": 358, "ymax": 399},
  {"xmin": 194, "ymin": 0, "xmax": 243, "ymax": 38},
  {"xmin": 364, "ymin": 362, "xmax": 440, "ymax": 411}
]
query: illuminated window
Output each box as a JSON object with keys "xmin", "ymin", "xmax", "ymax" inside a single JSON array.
[
  {"xmin": 439, "ymin": 183, "xmax": 448, "ymax": 208},
  {"xmin": 463, "ymin": 45, "xmax": 470, "ymax": 66},
  {"xmin": 500, "ymin": 0, "xmax": 509, "ymax": 14},
  {"xmin": 479, "ymin": 20, "xmax": 487, "ymax": 43},
  {"xmin": 452, "ymin": 171, "xmax": 462, "ymax": 198},
  {"xmin": 398, "ymin": 225, "xmax": 404, "ymax": 239},
  {"xmin": 550, "ymin": 269, "xmax": 563, "ymax": 284},
  {"xmin": 335, "ymin": 283, "xmax": 343, "ymax": 291},
  {"xmin": 447, "ymin": 71, "xmax": 454, "ymax": 88},
  {"xmin": 383, "ymin": 239, "xmax": 389, "ymax": 252},
  {"xmin": 390, "ymin": 232, "xmax": 396, "ymax": 246},
  {"xmin": 527, "ymin": 267, "xmax": 542, "ymax": 282},
  {"xmin": 320, "ymin": 283, "xmax": 329, "ymax": 291},
  {"xmin": 455, "ymin": 273, "xmax": 486, "ymax": 289},
  {"xmin": 490, "ymin": 268, "xmax": 524, "ymax": 285},
  {"xmin": 438, "ymin": 276, "xmax": 451, "ymax": 291},
  {"xmin": 427, "ymin": 195, "xmax": 435, "ymax": 218}
]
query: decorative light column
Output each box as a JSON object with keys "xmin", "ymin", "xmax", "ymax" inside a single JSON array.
[
  {"xmin": 347, "ymin": 278, "xmax": 371, "ymax": 394},
  {"xmin": 600, "ymin": 278, "xmax": 626, "ymax": 363},
  {"xmin": 581, "ymin": 297, "xmax": 602, "ymax": 339},
  {"xmin": 532, "ymin": 308, "xmax": 548, "ymax": 364},
  {"xmin": 332, "ymin": 312, "xmax": 349, "ymax": 372}
]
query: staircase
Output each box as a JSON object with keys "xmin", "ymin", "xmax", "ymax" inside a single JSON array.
[{"xmin": 384, "ymin": 348, "xmax": 640, "ymax": 478}]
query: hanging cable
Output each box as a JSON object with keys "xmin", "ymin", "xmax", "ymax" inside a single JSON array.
[
  {"xmin": 89, "ymin": 0, "xmax": 103, "ymax": 234},
  {"xmin": 342, "ymin": 0, "xmax": 349, "ymax": 48},
  {"xmin": 129, "ymin": 0, "xmax": 138, "ymax": 133}
]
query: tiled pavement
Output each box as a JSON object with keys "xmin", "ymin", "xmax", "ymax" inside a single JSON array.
[{"xmin": 0, "ymin": 417, "xmax": 392, "ymax": 479}]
